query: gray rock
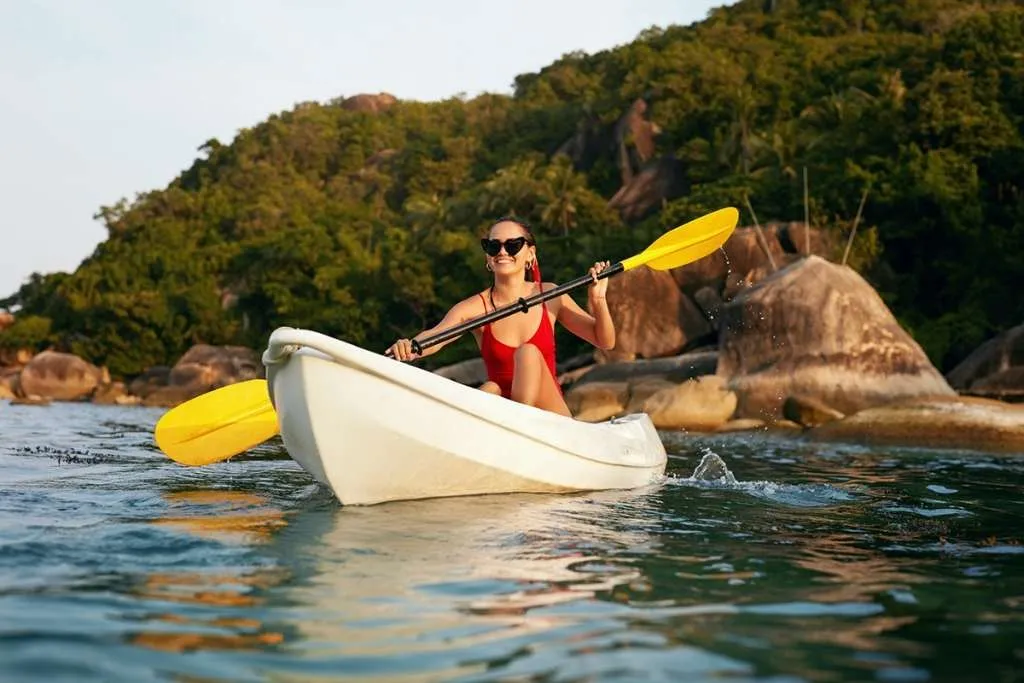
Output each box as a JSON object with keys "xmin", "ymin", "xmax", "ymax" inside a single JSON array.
[{"xmin": 718, "ymin": 256, "xmax": 954, "ymax": 420}]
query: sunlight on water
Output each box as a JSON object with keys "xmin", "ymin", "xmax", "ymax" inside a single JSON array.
[{"xmin": 1, "ymin": 402, "xmax": 1023, "ymax": 682}]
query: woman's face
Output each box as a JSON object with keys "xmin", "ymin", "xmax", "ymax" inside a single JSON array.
[{"xmin": 485, "ymin": 221, "xmax": 535, "ymax": 277}]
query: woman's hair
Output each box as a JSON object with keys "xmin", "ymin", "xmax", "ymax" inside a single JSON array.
[
  {"xmin": 487, "ymin": 216, "xmax": 536, "ymax": 242},
  {"xmin": 487, "ymin": 216, "xmax": 538, "ymax": 282}
]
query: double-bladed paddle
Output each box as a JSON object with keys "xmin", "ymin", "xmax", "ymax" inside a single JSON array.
[{"xmin": 154, "ymin": 206, "xmax": 739, "ymax": 466}]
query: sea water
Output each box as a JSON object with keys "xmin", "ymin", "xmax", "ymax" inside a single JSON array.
[{"xmin": 1, "ymin": 402, "xmax": 1022, "ymax": 682}]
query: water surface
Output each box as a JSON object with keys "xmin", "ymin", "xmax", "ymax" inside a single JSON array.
[{"xmin": 1, "ymin": 402, "xmax": 1022, "ymax": 682}]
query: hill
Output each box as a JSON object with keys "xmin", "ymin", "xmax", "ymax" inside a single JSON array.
[{"xmin": 3, "ymin": 0, "xmax": 1023, "ymax": 377}]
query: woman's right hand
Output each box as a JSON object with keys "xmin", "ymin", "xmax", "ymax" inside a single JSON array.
[{"xmin": 387, "ymin": 338, "xmax": 420, "ymax": 362}]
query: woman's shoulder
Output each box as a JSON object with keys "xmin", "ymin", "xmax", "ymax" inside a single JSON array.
[{"xmin": 451, "ymin": 291, "xmax": 490, "ymax": 315}]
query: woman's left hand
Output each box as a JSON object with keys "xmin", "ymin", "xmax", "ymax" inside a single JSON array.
[{"xmin": 588, "ymin": 261, "xmax": 610, "ymax": 301}]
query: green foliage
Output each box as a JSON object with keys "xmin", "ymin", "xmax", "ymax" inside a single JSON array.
[
  {"xmin": 4, "ymin": 0, "xmax": 1022, "ymax": 374},
  {"xmin": 0, "ymin": 315, "xmax": 53, "ymax": 351}
]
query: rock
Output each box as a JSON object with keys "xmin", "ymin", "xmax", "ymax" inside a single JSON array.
[
  {"xmin": 0, "ymin": 347, "xmax": 33, "ymax": 367},
  {"xmin": 624, "ymin": 379, "xmax": 678, "ymax": 413},
  {"xmin": 670, "ymin": 223, "xmax": 834, "ymax": 295},
  {"xmin": 783, "ymin": 395, "xmax": 845, "ymax": 428},
  {"xmin": 143, "ymin": 345, "xmax": 262, "ymax": 407},
  {"xmin": 565, "ymin": 381, "xmax": 628, "ymax": 423},
  {"xmin": 557, "ymin": 352, "xmax": 596, "ymax": 375},
  {"xmin": 0, "ymin": 367, "xmax": 19, "ymax": 398},
  {"xmin": 718, "ymin": 256, "xmax": 954, "ymax": 420},
  {"xmin": 558, "ymin": 364, "xmax": 594, "ymax": 387},
  {"xmin": 11, "ymin": 394, "xmax": 50, "ymax": 406},
  {"xmin": 717, "ymin": 419, "xmax": 767, "ymax": 433},
  {"xmin": 807, "ymin": 396, "xmax": 1024, "ymax": 454},
  {"xmin": 692, "ymin": 286, "xmax": 724, "ymax": 330},
  {"xmin": 775, "ymin": 221, "xmax": 831, "ymax": 257},
  {"xmin": 434, "ymin": 358, "xmax": 487, "ymax": 386},
  {"xmin": 722, "ymin": 266, "xmax": 774, "ymax": 301},
  {"xmin": 599, "ymin": 267, "xmax": 713, "ymax": 363},
  {"xmin": 18, "ymin": 351, "xmax": 106, "ymax": 401},
  {"xmin": 93, "ymin": 381, "xmax": 129, "ymax": 405},
  {"xmin": 572, "ymin": 351, "xmax": 718, "ymax": 388},
  {"xmin": 946, "ymin": 323, "xmax": 1024, "ymax": 401},
  {"xmin": 338, "ymin": 93, "xmax": 397, "ymax": 114},
  {"xmin": 128, "ymin": 366, "xmax": 171, "ymax": 399},
  {"xmin": 640, "ymin": 375, "xmax": 738, "ymax": 431},
  {"xmin": 608, "ymin": 156, "xmax": 686, "ymax": 222},
  {"xmin": 770, "ymin": 419, "xmax": 804, "ymax": 431},
  {"xmin": 612, "ymin": 99, "xmax": 661, "ymax": 185}
]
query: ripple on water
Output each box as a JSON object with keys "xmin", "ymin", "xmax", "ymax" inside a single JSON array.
[{"xmin": 2, "ymin": 403, "xmax": 1024, "ymax": 682}]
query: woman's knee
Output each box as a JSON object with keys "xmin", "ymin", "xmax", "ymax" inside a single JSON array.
[
  {"xmin": 479, "ymin": 381, "xmax": 502, "ymax": 396},
  {"xmin": 513, "ymin": 343, "xmax": 543, "ymax": 366}
]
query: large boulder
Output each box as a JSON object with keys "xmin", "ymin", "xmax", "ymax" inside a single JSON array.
[
  {"xmin": 569, "ymin": 350, "xmax": 718, "ymax": 388},
  {"xmin": 608, "ymin": 156, "xmax": 686, "ymax": 223},
  {"xmin": 599, "ymin": 267, "xmax": 713, "ymax": 363},
  {"xmin": 612, "ymin": 98, "xmax": 660, "ymax": 184},
  {"xmin": 128, "ymin": 366, "xmax": 172, "ymax": 400},
  {"xmin": 634, "ymin": 375, "xmax": 738, "ymax": 431},
  {"xmin": 338, "ymin": 93, "xmax": 397, "ymax": 114},
  {"xmin": 18, "ymin": 350, "xmax": 108, "ymax": 401},
  {"xmin": 143, "ymin": 345, "xmax": 262, "ymax": 407},
  {"xmin": 718, "ymin": 256, "xmax": 955, "ymax": 420},
  {"xmin": 670, "ymin": 222, "xmax": 834, "ymax": 295},
  {"xmin": 946, "ymin": 323, "xmax": 1024, "ymax": 401},
  {"xmin": 807, "ymin": 396, "xmax": 1024, "ymax": 453},
  {"xmin": 565, "ymin": 381, "xmax": 630, "ymax": 423}
]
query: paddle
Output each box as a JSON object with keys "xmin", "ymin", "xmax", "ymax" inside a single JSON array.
[
  {"xmin": 409, "ymin": 206, "xmax": 739, "ymax": 354},
  {"xmin": 154, "ymin": 206, "xmax": 739, "ymax": 466},
  {"xmin": 154, "ymin": 378, "xmax": 279, "ymax": 466}
]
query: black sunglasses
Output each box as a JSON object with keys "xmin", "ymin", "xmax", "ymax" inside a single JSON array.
[{"xmin": 480, "ymin": 236, "xmax": 533, "ymax": 257}]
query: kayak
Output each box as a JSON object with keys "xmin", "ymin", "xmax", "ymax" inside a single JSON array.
[{"xmin": 261, "ymin": 327, "xmax": 668, "ymax": 506}]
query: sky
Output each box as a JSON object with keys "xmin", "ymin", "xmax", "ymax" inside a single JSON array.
[{"xmin": 0, "ymin": 0, "xmax": 727, "ymax": 299}]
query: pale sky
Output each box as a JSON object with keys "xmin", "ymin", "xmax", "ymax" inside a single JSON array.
[{"xmin": 0, "ymin": 0, "xmax": 727, "ymax": 299}]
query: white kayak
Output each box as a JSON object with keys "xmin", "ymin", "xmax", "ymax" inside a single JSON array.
[{"xmin": 261, "ymin": 327, "xmax": 668, "ymax": 506}]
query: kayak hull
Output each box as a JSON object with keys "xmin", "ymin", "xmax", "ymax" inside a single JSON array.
[{"xmin": 263, "ymin": 327, "xmax": 667, "ymax": 505}]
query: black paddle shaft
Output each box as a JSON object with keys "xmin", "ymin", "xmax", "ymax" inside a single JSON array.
[{"xmin": 402, "ymin": 261, "xmax": 624, "ymax": 356}]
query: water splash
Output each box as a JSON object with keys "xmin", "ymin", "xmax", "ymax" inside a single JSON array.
[
  {"xmin": 671, "ymin": 448, "xmax": 858, "ymax": 508},
  {"xmin": 690, "ymin": 450, "xmax": 737, "ymax": 484}
]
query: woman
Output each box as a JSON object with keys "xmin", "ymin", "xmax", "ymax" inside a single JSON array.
[{"xmin": 386, "ymin": 217, "xmax": 615, "ymax": 416}]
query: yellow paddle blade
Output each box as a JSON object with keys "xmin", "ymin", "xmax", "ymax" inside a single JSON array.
[
  {"xmin": 154, "ymin": 379, "xmax": 278, "ymax": 466},
  {"xmin": 621, "ymin": 206, "xmax": 739, "ymax": 272}
]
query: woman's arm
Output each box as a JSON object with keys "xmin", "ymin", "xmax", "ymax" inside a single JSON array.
[
  {"xmin": 386, "ymin": 298, "xmax": 477, "ymax": 361},
  {"xmin": 554, "ymin": 262, "xmax": 615, "ymax": 350}
]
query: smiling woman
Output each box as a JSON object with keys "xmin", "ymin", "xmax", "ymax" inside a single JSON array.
[{"xmin": 386, "ymin": 216, "xmax": 615, "ymax": 416}]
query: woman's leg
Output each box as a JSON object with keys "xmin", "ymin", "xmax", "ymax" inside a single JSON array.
[
  {"xmin": 479, "ymin": 381, "xmax": 502, "ymax": 396},
  {"xmin": 511, "ymin": 344, "xmax": 571, "ymax": 416}
]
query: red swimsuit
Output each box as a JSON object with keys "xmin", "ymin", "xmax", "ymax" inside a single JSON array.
[{"xmin": 477, "ymin": 289, "xmax": 560, "ymax": 399}]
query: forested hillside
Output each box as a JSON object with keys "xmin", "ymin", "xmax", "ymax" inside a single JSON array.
[{"xmin": 3, "ymin": 0, "xmax": 1022, "ymax": 377}]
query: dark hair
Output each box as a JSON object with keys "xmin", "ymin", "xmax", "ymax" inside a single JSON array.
[
  {"xmin": 488, "ymin": 215, "xmax": 534, "ymax": 237},
  {"xmin": 487, "ymin": 216, "xmax": 537, "ymax": 281}
]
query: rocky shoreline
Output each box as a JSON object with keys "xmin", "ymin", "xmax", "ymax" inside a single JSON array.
[{"xmin": 3, "ymin": 227, "xmax": 1022, "ymax": 454}]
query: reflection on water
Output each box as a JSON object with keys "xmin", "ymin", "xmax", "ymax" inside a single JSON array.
[
  {"xmin": 131, "ymin": 490, "xmax": 290, "ymax": 654},
  {"xmin": 153, "ymin": 490, "xmax": 288, "ymax": 541},
  {"xmin": 1, "ymin": 403, "xmax": 1023, "ymax": 681}
]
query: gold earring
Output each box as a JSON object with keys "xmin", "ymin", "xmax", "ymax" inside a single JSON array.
[{"xmin": 486, "ymin": 262, "xmax": 492, "ymax": 271}]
